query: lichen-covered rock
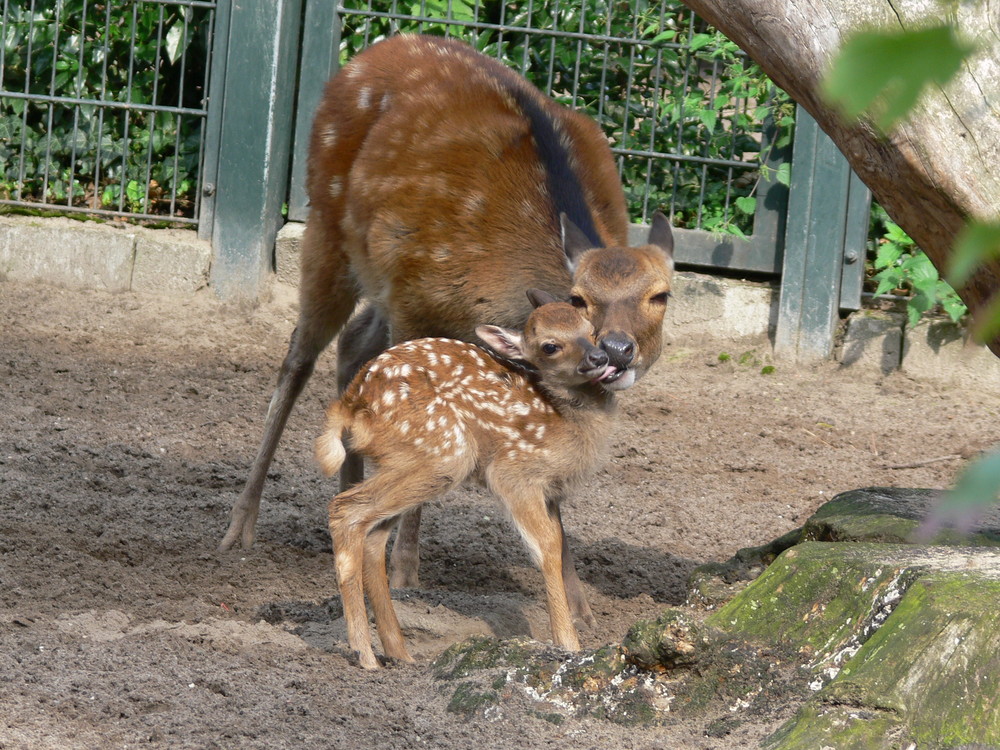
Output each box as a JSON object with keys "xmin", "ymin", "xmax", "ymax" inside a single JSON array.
[
  {"xmin": 433, "ymin": 620, "xmax": 805, "ymax": 727},
  {"xmin": 707, "ymin": 542, "xmax": 927, "ymax": 687},
  {"xmin": 620, "ymin": 608, "xmax": 710, "ymax": 671},
  {"xmin": 688, "ymin": 487, "xmax": 1000, "ymax": 610},
  {"xmin": 764, "ymin": 567, "xmax": 1000, "ymax": 749},
  {"xmin": 433, "ymin": 496, "xmax": 1000, "ymax": 743}
]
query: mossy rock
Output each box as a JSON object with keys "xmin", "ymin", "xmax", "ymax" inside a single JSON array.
[
  {"xmin": 703, "ymin": 541, "xmax": 1000, "ymax": 748},
  {"xmin": 766, "ymin": 570, "xmax": 1000, "ymax": 749},
  {"xmin": 620, "ymin": 608, "xmax": 711, "ymax": 671},
  {"xmin": 803, "ymin": 487, "xmax": 1000, "ymax": 547},
  {"xmin": 432, "ymin": 615, "xmax": 805, "ymax": 726},
  {"xmin": 689, "ymin": 487, "xmax": 1000, "ymax": 609}
]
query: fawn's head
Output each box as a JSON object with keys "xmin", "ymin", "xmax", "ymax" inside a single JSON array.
[{"xmin": 476, "ymin": 290, "xmax": 612, "ymax": 395}]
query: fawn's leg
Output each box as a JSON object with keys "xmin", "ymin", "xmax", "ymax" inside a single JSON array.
[
  {"xmin": 493, "ymin": 480, "xmax": 580, "ymax": 651},
  {"xmin": 329, "ymin": 491, "xmax": 379, "ymax": 670},
  {"xmin": 336, "ymin": 308, "xmax": 422, "ymax": 590},
  {"xmin": 388, "ymin": 507, "xmax": 422, "ymax": 589},
  {"xmin": 220, "ymin": 214, "xmax": 358, "ymax": 551},
  {"xmin": 552, "ymin": 502, "xmax": 596, "ymax": 628},
  {"xmin": 334, "ymin": 467, "xmax": 448, "ymax": 667},
  {"xmin": 363, "ymin": 520, "xmax": 413, "ymax": 663}
]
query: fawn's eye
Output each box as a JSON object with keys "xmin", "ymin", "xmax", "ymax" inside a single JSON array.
[
  {"xmin": 650, "ymin": 291, "xmax": 670, "ymax": 305},
  {"xmin": 569, "ymin": 295, "xmax": 587, "ymax": 309},
  {"xmin": 541, "ymin": 343, "xmax": 561, "ymax": 355}
]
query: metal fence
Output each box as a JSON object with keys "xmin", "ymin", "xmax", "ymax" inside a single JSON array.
[
  {"xmin": 0, "ymin": 0, "xmax": 217, "ymax": 225},
  {"xmin": 2, "ymin": 0, "xmax": 869, "ymax": 359}
]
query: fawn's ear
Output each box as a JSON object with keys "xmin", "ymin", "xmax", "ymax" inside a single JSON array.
[
  {"xmin": 526, "ymin": 288, "xmax": 559, "ymax": 308},
  {"xmin": 475, "ymin": 325, "xmax": 526, "ymax": 359}
]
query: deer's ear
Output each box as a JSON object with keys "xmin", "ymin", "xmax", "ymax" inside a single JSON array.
[
  {"xmin": 561, "ymin": 213, "xmax": 596, "ymax": 270},
  {"xmin": 475, "ymin": 325, "xmax": 526, "ymax": 359},
  {"xmin": 526, "ymin": 288, "xmax": 558, "ymax": 308},
  {"xmin": 647, "ymin": 210, "xmax": 675, "ymax": 264}
]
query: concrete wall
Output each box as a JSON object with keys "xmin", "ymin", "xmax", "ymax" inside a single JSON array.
[
  {"xmin": 0, "ymin": 215, "xmax": 212, "ymax": 294},
  {"xmin": 2, "ymin": 215, "xmax": 998, "ymax": 386}
]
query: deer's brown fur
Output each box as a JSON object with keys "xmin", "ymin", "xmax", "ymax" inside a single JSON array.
[{"xmin": 220, "ymin": 34, "xmax": 674, "ymax": 623}]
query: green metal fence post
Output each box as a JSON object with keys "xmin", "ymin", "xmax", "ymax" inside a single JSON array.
[
  {"xmin": 287, "ymin": 2, "xmax": 340, "ymax": 222},
  {"xmin": 775, "ymin": 106, "xmax": 870, "ymax": 361},
  {"xmin": 209, "ymin": 0, "xmax": 304, "ymax": 300}
]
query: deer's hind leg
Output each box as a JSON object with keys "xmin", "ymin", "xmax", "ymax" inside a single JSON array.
[{"xmin": 363, "ymin": 519, "xmax": 412, "ymax": 663}]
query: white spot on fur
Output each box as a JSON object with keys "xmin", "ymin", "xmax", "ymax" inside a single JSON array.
[
  {"xmin": 329, "ymin": 177, "xmax": 342, "ymax": 200},
  {"xmin": 319, "ymin": 123, "xmax": 337, "ymax": 149},
  {"xmin": 357, "ymin": 86, "xmax": 372, "ymax": 110}
]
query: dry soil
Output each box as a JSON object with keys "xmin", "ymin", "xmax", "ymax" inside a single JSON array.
[{"xmin": 2, "ymin": 278, "xmax": 998, "ymax": 748}]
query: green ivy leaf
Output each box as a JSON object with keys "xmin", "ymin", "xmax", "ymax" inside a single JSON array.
[
  {"xmin": 734, "ymin": 196, "xmax": 756, "ymax": 215},
  {"xmin": 823, "ymin": 24, "xmax": 974, "ymax": 131},
  {"xmin": 689, "ymin": 33, "xmax": 713, "ymax": 52},
  {"xmin": 874, "ymin": 242, "xmax": 903, "ymax": 270},
  {"xmin": 972, "ymin": 292, "xmax": 1000, "ymax": 345},
  {"xmin": 947, "ymin": 220, "xmax": 1000, "ymax": 288},
  {"xmin": 920, "ymin": 447, "xmax": 1000, "ymax": 537},
  {"xmin": 775, "ymin": 162, "xmax": 791, "ymax": 187}
]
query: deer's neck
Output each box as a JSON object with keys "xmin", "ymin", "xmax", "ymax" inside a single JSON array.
[{"xmin": 538, "ymin": 382, "xmax": 616, "ymax": 419}]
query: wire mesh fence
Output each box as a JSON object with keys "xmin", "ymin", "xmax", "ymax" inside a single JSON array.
[
  {"xmin": 336, "ymin": 0, "xmax": 793, "ymax": 236},
  {"xmin": 0, "ymin": 0, "xmax": 216, "ymax": 225}
]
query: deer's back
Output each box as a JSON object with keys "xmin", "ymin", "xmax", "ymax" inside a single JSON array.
[{"xmin": 307, "ymin": 35, "xmax": 629, "ymax": 342}]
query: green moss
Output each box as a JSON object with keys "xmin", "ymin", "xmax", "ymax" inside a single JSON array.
[
  {"xmin": 433, "ymin": 636, "xmax": 533, "ymax": 680},
  {"xmin": 707, "ymin": 543, "xmax": 923, "ymax": 670},
  {"xmin": 528, "ymin": 710, "xmax": 565, "ymax": 725},
  {"xmin": 766, "ymin": 569, "xmax": 1000, "ymax": 748},
  {"xmin": 764, "ymin": 702, "xmax": 902, "ymax": 750},
  {"xmin": 826, "ymin": 574, "xmax": 1000, "ymax": 744},
  {"xmin": 446, "ymin": 681, "xmax": 501, "ymax": 716}
]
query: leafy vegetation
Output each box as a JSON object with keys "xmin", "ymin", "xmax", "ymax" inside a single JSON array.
[
  {"xmin": 868, "ymin": 205, "xmax": 967, "ymax": 326},
  {"xmin": 0, "ymin": 1, "xmax": 212, "ymax": 221}
]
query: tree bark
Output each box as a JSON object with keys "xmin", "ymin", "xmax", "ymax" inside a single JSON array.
[{"xmin": 681, "ymin": 0, "xmax": 1000, "ymax": 357}]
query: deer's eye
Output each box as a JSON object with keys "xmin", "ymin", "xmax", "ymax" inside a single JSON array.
[
  {"xmin": 541, "ymin": 343, "xmax": 561, "ymax": 355},
  {"xmin": 650, "ymin": 291, "xmax": 671, "ymax": 305},
  {"xmin": 569, "ymin": 295, "xmax": 587, "ymax": 309}
]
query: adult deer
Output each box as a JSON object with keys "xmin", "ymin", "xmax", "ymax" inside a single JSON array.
[
  {"xmin": 317, "ymin": 295, "xmax": 617, "ymax": 668},
  {"xmin": 220, "ymin": 34, "xmax": 675, "ymax": 625}
]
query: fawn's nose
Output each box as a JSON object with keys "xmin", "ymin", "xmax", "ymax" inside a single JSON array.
[
  {"xmin": 599, "ymin": 332, "xmax": 636, "ymax": 369},
  {"xmin": 579, "ymin": 346, "xmax": 610, "ymax": 373}
]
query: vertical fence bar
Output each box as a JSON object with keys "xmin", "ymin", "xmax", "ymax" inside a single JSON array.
[
  {"xmin": 287, "ymin": 1, "xmax": 341, "ymax": 223},
  {"xmin": 208, "ymin": 0, "xmax": 303, "ymax": 299},
  {"xmin": 775, "ymin": 106, "xmax": 856, "ymax": 361}
]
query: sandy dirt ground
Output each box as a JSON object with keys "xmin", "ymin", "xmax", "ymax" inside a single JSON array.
[{"xmin": 2, "ymin": 276, "xmax": 998, "ymax": 748}]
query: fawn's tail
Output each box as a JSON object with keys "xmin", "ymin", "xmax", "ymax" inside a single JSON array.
[{"xmin": 315, "ymin": 403, "xmax": 348, "ymax": 477}]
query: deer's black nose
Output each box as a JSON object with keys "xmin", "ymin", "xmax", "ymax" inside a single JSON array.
[{"xmin": 600, "ymin": 332, "xmax": 635, "ymax": 369}]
